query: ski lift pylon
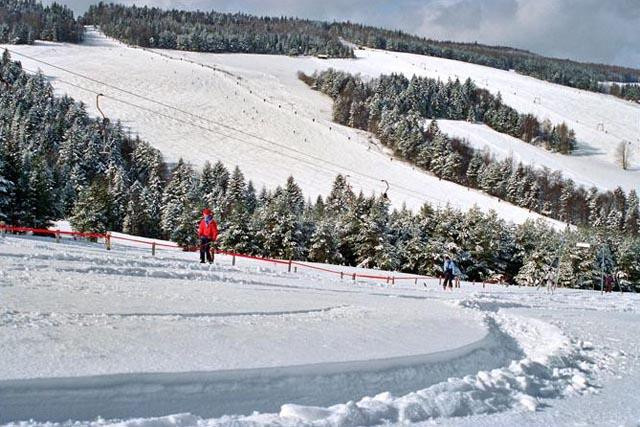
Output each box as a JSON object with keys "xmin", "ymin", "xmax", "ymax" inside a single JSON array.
[
  {"xmin": 381, "ymin": 179, "xmax": 390, "ymax": 200},
  {"xmin": 96, "ymin": 93, "xmax": 110, "ymax": 155}
]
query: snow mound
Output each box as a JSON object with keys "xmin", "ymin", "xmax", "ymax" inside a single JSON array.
[{"xmin": 14, "ymin": 293, "xmax": 601, "ymax": 427}]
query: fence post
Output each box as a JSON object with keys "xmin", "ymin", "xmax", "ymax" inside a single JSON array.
[
  {"xmin": 483, "ymin": 281, "xmax": 486, "ymax": 289},
  {"xmin": 352, "ymin": 273, "xmax": 356, "ymax": 282},
  {"xmin": 232, "ymin": 254, "xmax": 236, "ymax": 266},
  {"xmin": 391, "ymin": 277, "xmax": 395, "ymax": 286},
  {"xmin": 340, "ymin": 271, "xmax": 344, "ymax": 280},
  {"xmin": 105, "ymin": 233, "xmax": 111, "ymax": 250},
  {"xmin": 386, "ymin": 276, "xmax": 389, "ymax": 284},
  {"xmin": 55, "ymin": 230, "xmax": 61, "ymax": 243},
  {"xmin": 288, "ymin": 258, "xmax": 292, "ymax": 273},
  {"xmin": 414, "ymin": 278, "xmax": 417, "ymax": 285},
  {"xmin": 152, "ymin": 242, "xmax": 156, "ymax": 256},
  {"xmin": 294, "ymin": 266, "xmax": 297, "ymax": 273}
]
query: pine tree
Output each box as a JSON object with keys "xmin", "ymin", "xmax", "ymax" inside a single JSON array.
[
  {"xmin": 160, "ymin": 159, "xmax": 198, "ymax": 247},
  {"xmin": 355, "ymin": 196, "xmax": 397, "ymax": 270},
  {"xmin": 466, "ymin": 152, "xmax": 484, "ymax": 187},
  {"xmin": 70, "ymin": 179, "xmax": 112, "ymax": 235},
  {"xmin": 123, "ymin": 181, "xmax": 149, "ymax": 236},
  {"xmin": 624, "ymin": 190, "xmax": 639, "ymax": 236},
  {"xmin": 24, "ymin": 156, "xmax": 56, "ymax": 228},
  {"xmin": 308, "ymin": 217, "xmax": 341, "ymax": 264}
]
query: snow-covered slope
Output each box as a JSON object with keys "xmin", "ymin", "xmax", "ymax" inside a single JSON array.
[
  {"xmin": 1, "ymin": 29, "xmax": 568, "ymax": 227},
  {"xmin": 2, "ymin": 233, "xmax": 639, "ymax": 425},
  {"xmin": 437, "ymin": 120, "xmax": 638, "ymax": 192}
]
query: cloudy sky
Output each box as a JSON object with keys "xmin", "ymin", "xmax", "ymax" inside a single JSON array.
[{"xmin": 47, "ymin": 0, "xmax": 640, "ymax": 68}]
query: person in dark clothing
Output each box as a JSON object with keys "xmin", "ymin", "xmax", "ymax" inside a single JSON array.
[
  {"xmin": 198, "ymin": 208, "xmax": 219, "ymax": 264},
  {"xmin": 605, "ymin": 274, "xmax": 614, "ymax": 293},
  {"xmin": 443, "ymin": 256, "xmax": 455, "ymax": 290}
]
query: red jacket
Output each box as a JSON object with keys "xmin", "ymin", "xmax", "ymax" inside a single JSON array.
[{"xmin": 198, "ymin": 217, "xmax": 218, "ymax": 241}]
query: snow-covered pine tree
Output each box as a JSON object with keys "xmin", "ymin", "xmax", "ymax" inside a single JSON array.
[
  {"xmin": 122, "ymin": 181, "xmax": 149, "ymax": 236},
  {"xmin": 308, "ymin": 217, "xmax": 341, "ymax": 264},
  {"xmin": 160, "ymin": 159, "xmax": 198, "ymax": 248},
  {"xmin": 24, "ymin": 155, "xmax": 56, "ymax": 228},
  {"xmin": 465, "ymin": 152, "xmax": 485, "ymax": 187},
  {"xmin": 219, "ymin": 166, "xmax": 255, "ymax": 254},
  {"xmin": 0, "ymin": 154, "xmax": 11, "ymax": 221},
  {"xmin": 355, "ymin": 195, "xmax": 397, "ymax": 270},
  {"xmin": 70, "ymin": 178, "xmax": 112, "ymax": 235},
  {"xmin": 624, "ymin": 190, "xmax": 639, "ymax": 236}
]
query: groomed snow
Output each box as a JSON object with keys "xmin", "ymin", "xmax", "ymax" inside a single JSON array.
[
  {"xmin": 1, "ymin": 28, "xmax": 570, "ymax": 227},
  {"xmin": 437, "ymin": 120, "xmax": 638, "ymax": 192},
  {"xmin": 2, "ymin": 233, "xmax": 639, "ymax": 426}
]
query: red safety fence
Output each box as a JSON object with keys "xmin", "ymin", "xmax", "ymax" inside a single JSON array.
[{"xmin": 0, "ymin": 223, "xmax": 436, "ymax": 283}]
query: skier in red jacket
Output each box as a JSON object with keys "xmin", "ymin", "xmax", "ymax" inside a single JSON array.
[{"xmin": 198, "ymin": 208, "xmax": 218, "ymax": 264}]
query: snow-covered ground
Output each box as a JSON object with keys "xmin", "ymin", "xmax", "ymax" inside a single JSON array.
[
  {"xmin": 437, "ymin": 120, "xmax": 637, "ymax": 191},
  {"xmin": 1, "ymin": 233, "xmax": 639, "ymax": 426},
  {"xmin": 1, "ymin": 28, "xmax": 580, "ymax": 227}
]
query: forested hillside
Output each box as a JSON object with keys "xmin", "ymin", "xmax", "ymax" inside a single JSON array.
[
  {"xmin": 0, "ymin": 0, "xmax": 82, "ymax": 44},
  {"xmin": 81, "ymin": 2, "xmax": 640, "ymax": 101},
  {"xmin": 81, "ymin": 3, "xmax": 353, "ymax": 57},
  {"xmin": 303, "ymin": 68, "xmax": 637, "ymax": 233}
]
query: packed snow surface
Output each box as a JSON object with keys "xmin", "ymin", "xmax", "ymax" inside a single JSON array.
[
  {"xmin": 1, "ymin": 28, "xmax": 586, "ymax": 227},
  {"xmin": 1, "ymin": 233, "xmax": 640, "ymax": 426},
  {"xmin": 437, "ymin": 120, "xmax": 639, "ymax": 192}
]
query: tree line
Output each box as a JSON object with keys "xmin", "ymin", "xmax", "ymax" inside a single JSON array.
[
  {"xmin": 0, "ymin": 0, "xmax": 83, "ymax": 44},
  {"xmin": 80, "ymin": 3, "xmax": 353, "ymax": 58},
  {"xmin": 1, "ymin": 50, "xmax": 639, "ymax": 289},
  {"xmin": 301, "ymin": 69, "xmax": 638, "ymax": 232},
  {"xmin": 305, "ymin": 69, "xmax": 576, "ymax": 153},
  {"xmin": 77, "ymin": 2, "xmax": 640, "ymax": 102},
  {"xmin": 4, "ymin": 1, "xmax": 638, "ymax": 102}
]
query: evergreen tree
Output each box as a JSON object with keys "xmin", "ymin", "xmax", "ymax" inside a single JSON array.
[
  {"xmin": 123, "ymin": 181, "xmax": 149, "ymax": 236},
  {"xmin": 624, "ymin": 190, "xmax": 639, "ymax": 236},
  {"xmin": 70, "ymin": 179, "xmax": 112, "ymax": 235},
  {"xmin": 308, "ymin": 217, "xmax": 341, "ymax": 264},
  {"xmin": 355, "ymin": 196, "xmax": 397, "ymax": 270},
  {"xmin": 160, "ymin": 159, "xmax": 198, "ymax": 247}
]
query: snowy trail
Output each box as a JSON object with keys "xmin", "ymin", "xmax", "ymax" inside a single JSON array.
[{"xmin": 0, "ymin": 321, "xmax": 518, "ymax": 423}]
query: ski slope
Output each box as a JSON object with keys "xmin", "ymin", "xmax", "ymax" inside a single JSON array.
[
  {"xmin": 2, "ymin": 233, "xmax": 640, "ymax": 425},
  {"xmin": 161, "ymin": 40, "xmax": 640, "ymax": 193},
  {"xmin": 1, "ymin": 28, "xmax": 568, "ymax": 228},
  {"xmin": 437, "ymin": 120, "xmax": 638, "ymax": 192}
]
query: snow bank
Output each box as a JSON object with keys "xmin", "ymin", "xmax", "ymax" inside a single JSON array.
[{"xmin": 4, "ymin": 285, "xmax": 604, "ymax": 426}]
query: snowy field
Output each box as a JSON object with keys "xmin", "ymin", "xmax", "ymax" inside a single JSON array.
[
  {"xmin": 1, "ymin": 233, "xmax": 639, "ymax": 426},
  {"xmin": 1, "ymin": 28, "xmax": 589, "ymax": 228},
  {"xmin": 437, "ymin": 120, "xmax": 636, "ymax": 191}
]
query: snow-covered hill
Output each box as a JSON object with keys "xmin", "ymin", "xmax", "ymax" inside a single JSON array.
[
  {"xmin": 2, "ymin": 233, "xmax": 640, "ymax": 425},
  {"xmin": 1, "ymin": 28, "xmax": 574, "ymax": 228},
  {"xmin": 437, "ymin": 120, "xmax": 638, "ymax": 192}
]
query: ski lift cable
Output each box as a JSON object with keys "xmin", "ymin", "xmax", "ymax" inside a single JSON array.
[{"xmin": 13, "ymin": 54, "xmax": 457, "ymax": 208}]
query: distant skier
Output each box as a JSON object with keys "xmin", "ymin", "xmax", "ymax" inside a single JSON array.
[
  {"xmin": 453, "ymin": 262, "xmax": 462, "ymax": 288},
  {"xmin": 443, "ymin": 256, "xmax": 455, "ymax": 290},
  {"xmin": 605, "ymin": 274, "xmax": 614, "ymax": 293},
  {"xmin": 542, "ymin": 268, "xmax": 556, "ymax": 294},
  {"xmin": 198, "ymin": 208, "xmax": 218, "ymax": 264}
]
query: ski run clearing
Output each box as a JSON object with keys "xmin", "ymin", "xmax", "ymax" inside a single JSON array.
[
  {"xmin": 3, "ymin": 28, "xmax": 638, "ymax": 229},
  {"xmin": 1, "ymin": 233, "xmax": 640, "ymax": 426}
]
